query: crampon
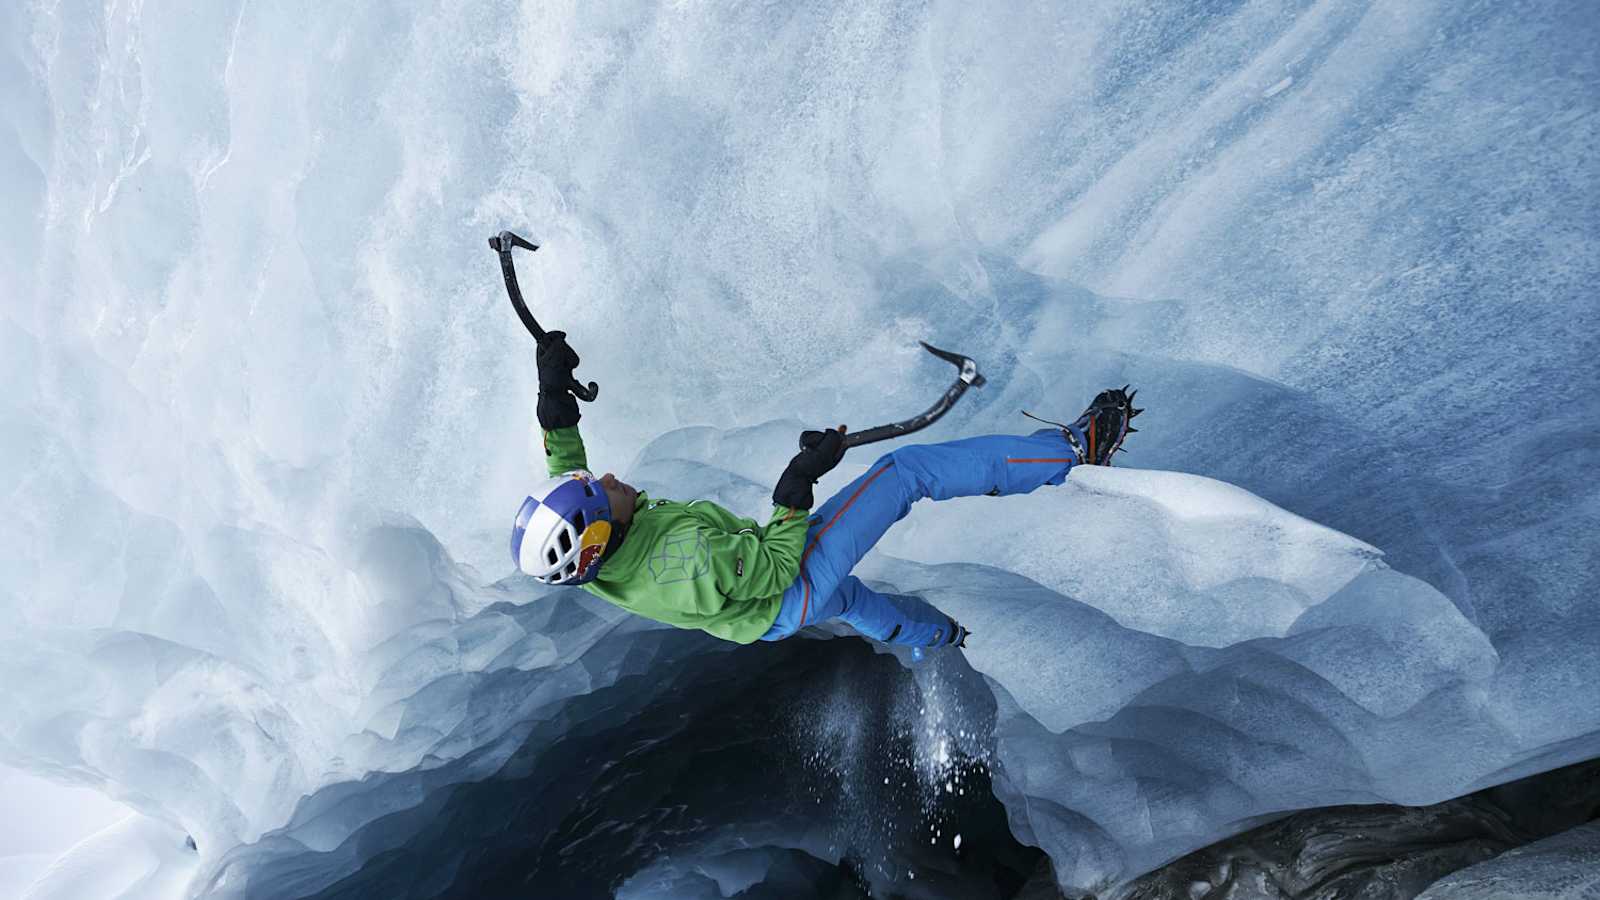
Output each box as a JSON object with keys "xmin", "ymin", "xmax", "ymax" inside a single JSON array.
[{"xmin": 1024, "ymin": 385, "xmax": 1143, "ymax": 466}]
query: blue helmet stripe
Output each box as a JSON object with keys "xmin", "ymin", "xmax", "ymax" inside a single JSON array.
[{"xmin": 510, "ymin": 495, "xmax": 539, "ymax": 565}]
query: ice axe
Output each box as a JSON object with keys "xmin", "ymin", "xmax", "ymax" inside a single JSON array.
[
  {"xmin": 488, "ymin": 230, "xmax": 599, "ymax": 403},
  {"xmin": 802, "ymin": 341, "xmax": 985, "ymax": 450}
]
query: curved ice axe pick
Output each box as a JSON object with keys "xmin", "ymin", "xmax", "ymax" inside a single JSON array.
[
  {"xmin": 803, "ymin": 341, "xmax": 986, "ymax": 450},
  {"xmin": 488, "ymin": 230, "xmax": 599, "ymax": 402}
]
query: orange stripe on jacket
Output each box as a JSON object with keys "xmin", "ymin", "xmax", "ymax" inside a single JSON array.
[{"xmin": 797, "ymin": 461, "xmax": 896, "ymax": 627}]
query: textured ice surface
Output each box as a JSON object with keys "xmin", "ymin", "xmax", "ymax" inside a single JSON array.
[
  {"xmin": 877, "ymin": 465, "xmax": 1385, "ymax": 647},
  {"xmin": 1415, "ymin": 821, "xmax": 1600, "ymax": 900},
  {"xmin": 3, "ymin": 0, "xmax": 1597, "ymax": 896}
]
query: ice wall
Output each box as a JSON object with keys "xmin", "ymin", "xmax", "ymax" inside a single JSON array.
[{"xmin": 4, "ymin": 0, "xmax": 1597, "ymax": 896}]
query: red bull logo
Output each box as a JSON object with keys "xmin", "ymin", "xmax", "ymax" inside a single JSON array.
[{"xmin": 575, "ymin": 519, "xmax": 612, "ymax": 579}]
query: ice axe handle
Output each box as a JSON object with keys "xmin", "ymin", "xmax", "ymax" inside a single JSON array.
[
  {"xmin": 489, "ymin": 231, "xmax": 599, "ymax": 403},
  {"xmin": 802, "ymin": 341, "xmax": 984, "ymax": 449}
]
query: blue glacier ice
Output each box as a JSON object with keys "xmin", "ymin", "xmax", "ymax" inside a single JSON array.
[{"xmin": 2, "ymin": 0, "xmax": 1596, "ymax": 897}]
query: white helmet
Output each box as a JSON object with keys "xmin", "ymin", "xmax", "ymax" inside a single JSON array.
[{"xmin": 510, "ymin": 470, "xmax": 615, "ymax": 585}]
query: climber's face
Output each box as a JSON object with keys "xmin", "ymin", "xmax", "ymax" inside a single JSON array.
[{"xmin": 599, "ymin": 473, "xmax": 636, "ymax": 527}]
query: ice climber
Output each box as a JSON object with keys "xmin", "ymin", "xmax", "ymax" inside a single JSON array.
[{"xmin": 510, "ymin": 331, "xmax": 1140, "ymax": 650}]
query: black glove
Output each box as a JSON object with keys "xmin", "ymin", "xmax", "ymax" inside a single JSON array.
[
  {"xmin": 536, "ymin": 331, "xmax": 582, "ymax": 430},
  {"xmin": 772, "ymin": 428, "xmax": 847, "ymax": 510}
]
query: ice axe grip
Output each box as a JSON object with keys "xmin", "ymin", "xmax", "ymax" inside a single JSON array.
[
  {"xmin": 802, "ymin": 341, "xmax": 985, "ymax": 450},
  {"xmin": 489, "ymin": 230, "xmax": 599, "ymax": 403}
]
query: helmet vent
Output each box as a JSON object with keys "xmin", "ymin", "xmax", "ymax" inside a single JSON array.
[
  {"xmin": 583, "ymin": 482, "xmax": 596, "ymax": 498},
  {"xmin": 558, "ymin": 529, "xmax": 573, "ymax": 553},
  {"xmin": 573, "ymin": 511, "xmax": 586, "ymax": 532},
  {"xmin": 547, "ymin": 548, "xmax": 558, "ymax": 566}
]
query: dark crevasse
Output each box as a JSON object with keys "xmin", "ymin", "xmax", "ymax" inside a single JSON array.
[{"xmin": 219, "ymin": 631, "xmax": 1041, "ymax": 900}]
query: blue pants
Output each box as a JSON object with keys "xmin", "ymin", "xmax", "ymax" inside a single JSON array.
[{"xmin": 759, "ymin": 429, "xmax": 1081, "ymax": 647}]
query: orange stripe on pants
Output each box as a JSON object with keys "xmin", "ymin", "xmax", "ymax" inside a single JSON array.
[{"xmin": 797, "ymin": 461, "xmax": 896, "ymax": 627}]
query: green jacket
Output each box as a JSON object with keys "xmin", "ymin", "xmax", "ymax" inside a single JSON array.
[{"xmin": 543, "ymin": 426, "xmax": 809, "ymax": 643}]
